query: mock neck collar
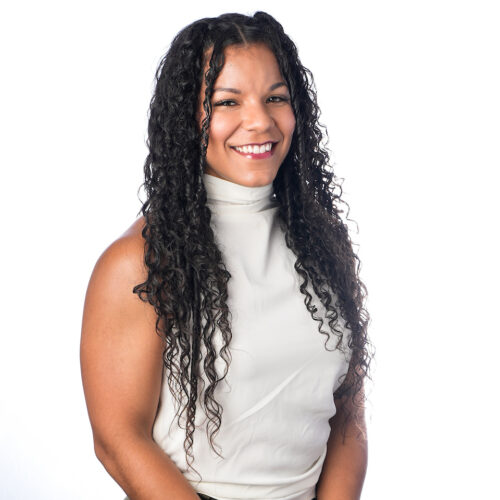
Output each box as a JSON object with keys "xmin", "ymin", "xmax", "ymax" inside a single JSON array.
[{"xmin": 202, "ymin": 173, "xmax": 277, "ymax": 214}]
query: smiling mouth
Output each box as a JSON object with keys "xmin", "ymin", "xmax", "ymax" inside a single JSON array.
[{"xmin": 230, "ymin": 142, "xmax": 278, "ymax": 158}]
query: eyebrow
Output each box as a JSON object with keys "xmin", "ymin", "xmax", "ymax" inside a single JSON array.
[{"xmin": 213, "ymin": 81, "xmax": 288, "ymax": 94}]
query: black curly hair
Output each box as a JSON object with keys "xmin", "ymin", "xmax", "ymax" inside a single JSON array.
[{"xmin": 133, "ymin": 10, "xmax": 373, "ymax": 479}]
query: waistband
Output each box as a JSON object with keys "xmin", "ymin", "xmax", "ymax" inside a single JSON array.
[{"xmin": 198, "ymin": 495, "xmax": 317, "ymax": 500}]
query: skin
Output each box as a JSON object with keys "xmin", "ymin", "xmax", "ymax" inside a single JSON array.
[
  {"xmin": 80, "ymin": 42, "xmax": 295, "ymax": 499},
  {"xmin": 80, "ymin": 41, "xmax": 366, "ymax": 499},
  {"xmin": 316, "ymin": 391, "xmax": 368, "ymax": 500},
  {"xmin": 198, "ymin": 42, "xmax": 296, "ymax": 187},
  {"xmin": 80, "ymin": 218, "xmax": 200, "ymax": 499}
]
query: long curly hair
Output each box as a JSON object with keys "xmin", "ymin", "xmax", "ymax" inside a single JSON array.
[{"xmin": 133, "ymin": 10, "xmax": 373, "ymax": 478}]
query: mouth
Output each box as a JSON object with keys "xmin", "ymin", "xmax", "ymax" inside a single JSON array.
[{"xmin": 230, "ymin": 141, "xmax": 278, "ymax": 159}]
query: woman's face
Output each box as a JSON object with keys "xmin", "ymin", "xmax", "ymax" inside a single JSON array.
[{"xmin": 198, "ymin": 43, "xmax": 296, "ymax": 187}]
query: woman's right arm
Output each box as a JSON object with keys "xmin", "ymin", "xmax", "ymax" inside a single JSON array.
[{"xmin": 80, "ymin": 221, "xmax": 200, "ymax": 500}]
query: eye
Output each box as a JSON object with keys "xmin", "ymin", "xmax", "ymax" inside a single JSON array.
[
  {"xmin": 214, "ymin": 99, "xmax": 237, "ymax": 107},
  {"xmin": 267, "ymin": 95, "xmax": 290, "ymax": 103}
]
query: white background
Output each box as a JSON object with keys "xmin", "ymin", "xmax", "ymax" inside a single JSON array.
[{"xmin": 1, "ymin": 1, "xmax": 499, "ymax": 499}]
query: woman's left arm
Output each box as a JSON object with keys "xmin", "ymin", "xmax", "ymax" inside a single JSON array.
[{"xmin": 315, "ymin": 387, "xmax": 368, "ymax": 500}]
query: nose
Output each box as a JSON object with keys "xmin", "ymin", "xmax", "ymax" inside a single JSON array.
[{"xmin": 241, "ymin": 101, "xmax": 275, "ymax": 132}]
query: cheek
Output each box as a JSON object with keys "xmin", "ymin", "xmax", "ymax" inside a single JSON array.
[
  {"xmin": 208, "ymin": 114, "xmax": 237, "ymax": 147},
  {"xmin": 282, "ymin": 109, "xmax": 296, "ymax": 140}
]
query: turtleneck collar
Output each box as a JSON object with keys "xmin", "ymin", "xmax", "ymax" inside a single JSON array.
[{"xmin": 202, "ymin": 173, "xmax": 277, "ymax": 214}]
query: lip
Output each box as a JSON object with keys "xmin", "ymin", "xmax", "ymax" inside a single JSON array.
[{"xmin": 230, "ymin": 141, "xmax": 277, "ymax": 159}]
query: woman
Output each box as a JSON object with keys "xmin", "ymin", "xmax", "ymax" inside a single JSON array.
[{"xmin": 81, "ymin": 11, "xmax": 372, "ymax": 500}]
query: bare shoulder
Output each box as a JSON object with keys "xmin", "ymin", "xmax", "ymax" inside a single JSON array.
[
  {"xmin": 82, "ymin": 215, "xmax": 154, "ymax": 336},
  {"xmin": 81, "ymin": 215, "xmax": 164, "ymax": 439},
  {"xmin": 121, "ymin": 215, "xmax": 146, "ymax": 242},
  {"xmin": 104, "ymin": 214, "xmax": 145, "ymax": 265},
  {"xmin": 87, "ymin": 216, "xmax": 147, "ymax": 291}
]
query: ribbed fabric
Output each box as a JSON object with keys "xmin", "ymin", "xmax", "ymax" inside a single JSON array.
[{"xmin": 151, "ymin": 173, "xmax": 352, "ymax": 500}]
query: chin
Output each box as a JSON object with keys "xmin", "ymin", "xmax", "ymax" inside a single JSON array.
[{"xmin": 205, "ymin": 164, "xmax": 279, "ymax": 187}]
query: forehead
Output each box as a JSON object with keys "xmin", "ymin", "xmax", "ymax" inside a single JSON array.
[{"xmin": 202, "ymin": 43, "xmax": 283, "ymax": 84}]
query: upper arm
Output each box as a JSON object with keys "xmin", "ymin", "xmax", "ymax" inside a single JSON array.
[
  {"xmin": 332, "ymin": 380, "xmax": 367, "ymax": 444},
  {"xmin": 80, "ymin": 220, "xmax": 166, "ymax": 452},
  {"xmin": 331, "ymin": 354, "xmax": 367, "ymax": 439}
]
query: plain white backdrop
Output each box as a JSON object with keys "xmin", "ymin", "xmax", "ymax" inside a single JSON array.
[{"xmin": 1, "ymin": 1, "xmax": 499, "ymax": 499}]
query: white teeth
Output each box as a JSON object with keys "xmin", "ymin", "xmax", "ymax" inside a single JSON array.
[{"xmin": 234, "ymin": 142, "xmax": 274, "ymax": 154}]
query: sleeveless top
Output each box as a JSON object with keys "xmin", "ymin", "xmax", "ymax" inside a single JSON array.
[{"xmin": 151, "ymin": 173, "xmax": 353, "ymax": 500}]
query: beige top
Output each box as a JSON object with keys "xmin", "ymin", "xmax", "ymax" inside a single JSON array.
[{"xmin": 151, "ymin": 173, "xmax": 352, "ymax": 500}]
